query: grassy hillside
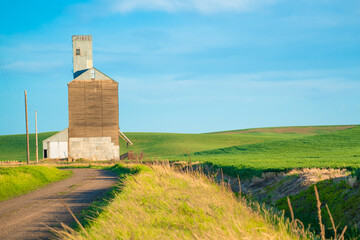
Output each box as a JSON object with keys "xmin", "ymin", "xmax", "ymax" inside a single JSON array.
[
  {"xmin": 119, "ymin": 126, "xmax": 341, "ymax": 157},
  {"xmin": 0, "ymin": 125, "xmax": 355, "ymax": 163},
  {"xmin": 59, "ymin": 164, "xmax": 303, "ymax": 240},
  {"xmin": 0, "ymin": 132, "xmax": 58, "ymax": 162},
  {"xmin": 1, "ymin": 130, "xmax": 289, "ymax": 162},
  {"xmin": 0, "ymin": 166, "xmax": 71, "ymax": 201},
  {"xmin": 190, "ymin": 126, "xmax": 360, "ymax": 178}
]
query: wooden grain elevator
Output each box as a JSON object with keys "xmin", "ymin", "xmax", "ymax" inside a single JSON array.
[{"xmin": 68, "ymin": 35, "xmax": 120, "ymax": 160}]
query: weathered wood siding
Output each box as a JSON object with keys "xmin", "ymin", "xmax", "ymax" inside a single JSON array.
[{"xmin": 68, "ymin": 79, "xmax": 119, "ymax": 146}]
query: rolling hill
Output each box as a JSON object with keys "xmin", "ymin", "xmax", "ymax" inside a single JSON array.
[
  {"xmin": 190, "ymin": 125, "xmax": 360, "ymax": 177},
  {"xmin": 0, "ymin": 125, "xmax": 357, "ymax": 167}
]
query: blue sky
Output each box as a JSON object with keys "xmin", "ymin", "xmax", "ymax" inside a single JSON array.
[{"xmin": 0, "ymin": 0, "xmax": 359, "ymax": 135}]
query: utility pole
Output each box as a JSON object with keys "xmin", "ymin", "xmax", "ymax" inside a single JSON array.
[
  {"xmin": 35, "ymin": 110, "xmax": 38, "ymax": 164},
  {"xmin": 25, "ymin": 90, "xmax": 30, "ymax": 165}
]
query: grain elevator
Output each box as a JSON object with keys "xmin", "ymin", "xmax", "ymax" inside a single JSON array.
[{"xmin": 43, "ymin": 35, "xmax": 121, "ymax": 160}]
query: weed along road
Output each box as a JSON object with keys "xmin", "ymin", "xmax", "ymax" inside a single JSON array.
[{"xmin": 0, "ymin": 168, "xmax": 118, "ymax": 240}]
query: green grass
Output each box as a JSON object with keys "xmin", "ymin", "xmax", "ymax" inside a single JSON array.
[
  {"xmin": 1, "ymin": 125, "xmax": 352, "ymax": 163},
  {"xmin": 1, "ymin": 125, "xmax": 357, "ymax": 176},
  {"xmin": 118, "ymin": 125, "xmax": 360, "ymax": 178},
  {"xmin": 188, "ymin": 126, "xmax": 360, "ymax": 178},
  {"xmin": 59, "ymin": 164, "xmax": 303, "ymax": 240},
  {"xmin": 276, "ymin": 179, "xmax": 360, "ymax": 239},
  {"xmin": 0, "ymin": 130, "xmax": 300, "ymax": 162},
  {"xmin": 2, "ymin": 126, "xmax": 358, "ymax": 238},
  {"xmin": 0, "ymin": 131, "xmax": 58, "ymax": 162},
  {"xmin": 119, "ymin": 131, "xmax": 313, "ymax": 157},
  {"xmin": 0, "ymin": 166, "xmax": 72, "ymax": 201}
]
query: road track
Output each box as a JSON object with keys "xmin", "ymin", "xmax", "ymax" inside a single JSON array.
[{"xmin": 0, "ymin": 168, "xmax": 118, "ymax": 240}]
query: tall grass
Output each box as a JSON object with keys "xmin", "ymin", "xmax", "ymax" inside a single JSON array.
[
  {"xmin": 276, "ymin": 178, "xmax": 360, "ymax": 239},
  {"xmin": 58, "ymin": 164, "xmax": 307, "ymax": 240},
  {"xmin": 0, "ymin": 166, "xmax": 72, "ymax": 201}
]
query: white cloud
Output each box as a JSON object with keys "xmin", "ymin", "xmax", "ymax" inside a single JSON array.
[
  {"xmin": 3, "ymin": 61, "xmax": 64, "ymax": 73},
  {"xmin": 115, "ymin": 68, "xmax": 360, "ymax": 106},
  {"xmin": 109, "ymin": 0, "xmax": 277, "ymax": 14}
]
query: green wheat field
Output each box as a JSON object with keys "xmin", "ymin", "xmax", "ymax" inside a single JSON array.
[{"xmin": 2, "ymin": 125, "xmax": 360, "ymax": 178}]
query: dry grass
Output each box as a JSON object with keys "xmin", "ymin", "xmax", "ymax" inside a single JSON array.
[
  {"xmin": 57, "ymin": 164, "xmax": 307, "ymax": 240},
  {"xmin": 314, "ymin": 185, "xmax": 326, "ymax": 240}
]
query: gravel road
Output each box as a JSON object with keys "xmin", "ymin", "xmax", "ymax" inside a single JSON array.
[{"xmin": 0, "ymin": 168, "xmax": 118, "ymax": 240}]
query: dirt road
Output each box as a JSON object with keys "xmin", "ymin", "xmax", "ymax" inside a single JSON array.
[{"xmin": 0, "ymin": 168, "xmax": 118, "ymax": 240}]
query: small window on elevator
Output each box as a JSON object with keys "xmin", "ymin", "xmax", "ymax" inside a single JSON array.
[
  {"xmin": 91, "ymin": 69, "xmax": 95, "ymax": 79},
  {"xmin": 76, "ymin": 48, "xmax": 80, "ymax": 55}
]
